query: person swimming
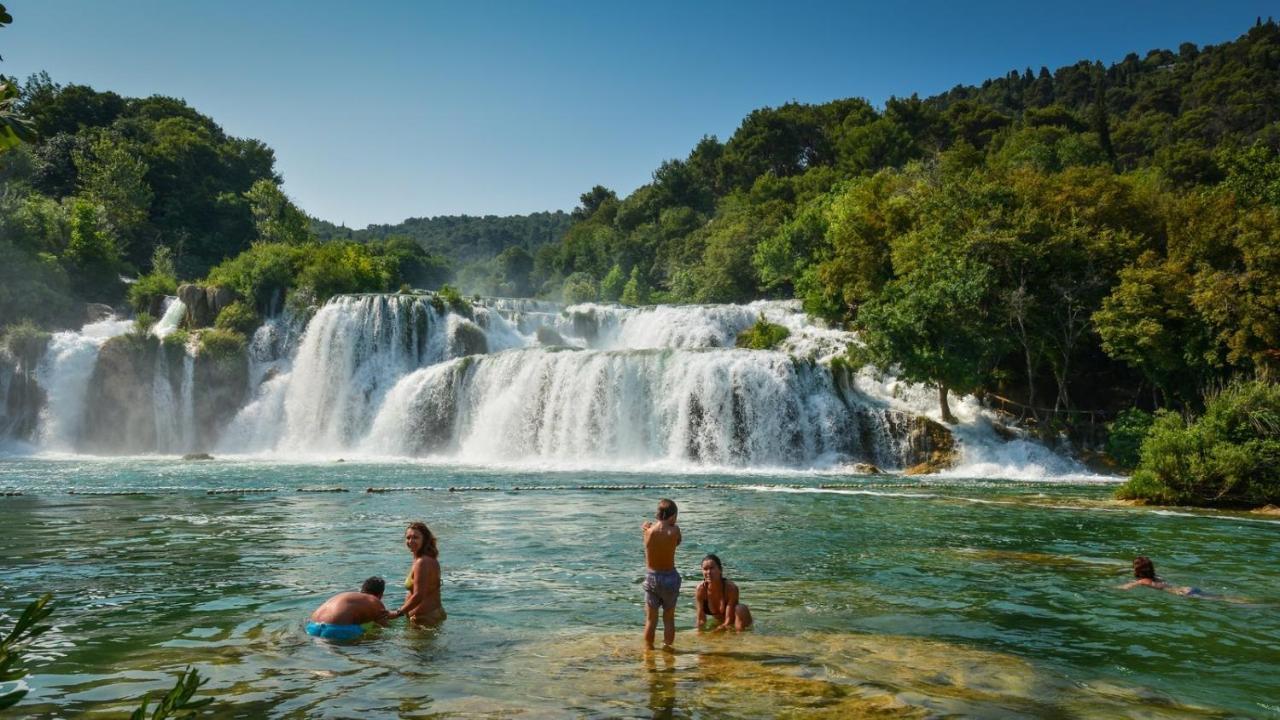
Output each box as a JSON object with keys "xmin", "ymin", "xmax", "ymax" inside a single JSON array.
[
  {"xmin": 306, "ymin": 576, "xmax": 390, "ymax": 641},
  {"xmin": 695, "ymin": 553, "xmax": 753, "ymax": 631},
  {"xmin": 1120, "ymin": 556, "xmax": 1204, "ymax": 596},
  {"xmin": 388, "ymin": 521, "xmax": 446, "ymax": 625},
  {"xmin": 642, "ymin": 498, "xmax": 682, "ymax": 650}
]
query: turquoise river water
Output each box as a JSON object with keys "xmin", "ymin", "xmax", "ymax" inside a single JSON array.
[{"xmin": 1, "ymin": 458, "xmax": 1277, "ymax": 718}]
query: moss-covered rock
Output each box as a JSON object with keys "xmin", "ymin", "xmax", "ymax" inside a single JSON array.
[
  {"xmin": 450, "ymin": 320, "xmax": 488, "ymax": 357},
  {"xmin": 81, "ymin": 333, "xmax": 161, "ymax": 453}
]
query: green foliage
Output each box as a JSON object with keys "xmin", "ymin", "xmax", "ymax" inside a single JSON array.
[
  {"xmin": 128, "ymin": 272, "xmax": 177, "ymax": 315},
  {"xmin": 129, "ymin": 667, "xmax": 213, "ymax": 720},
  {"xmin": 600, "ymin": 264, "xmax": 626, "ymax": 302},
  {"xmin": 214, "ymin": 301, "xmax": 259, "ymax": 335},
  {"xmin": 735, "ymin": 315, "xmax": 791, "ymax": 350},
  {"xmin": 205, "ymin": 242, "xmax": 298, "ymax": 312},
  {"xmin": 562, "ymin": 272, "xmax": 598, "ymax": 305},
  {"xmin": 0, "ymin": 320, "xmax": 49, "ymax": 370},
  {"xmin": 245, "ymin": 178, "xmax": 310, "ymax": 245},
  {"xmin": 620, "ymin": 266, "xmax": 650, "ymax": 306},
  {"xmin": 161, "ymin": 328, "xmax": 189, "ymax": 352},
  {"xmin": 857, "ymin": 252, "xmax": 1006, "ymax": 421},
  {"xmin": 436, "ymin": 284, "xmax": 472, "ymax": 316},
  {"xmin": 294, "ymin": 242, "xmax": 394, "ymax": 302},
  {"xmin": 312, "ymin": 212, "xmax": 572, "ymax": 272},
  {"xmin": 73, "ymin": 130, "xmax": 152, "ymax": 255},
  {"xmin": 197, "ymin": 328, "xmax": 246, "ymax": 363},
  {"xmin": 63, "ymin": 196, "xmax": 123, "ymax": 302},
  {"xmin": 1105, "ymin": 408, "xmax": 1155, "ymax": 469},
  {"xmin": 1117, "ymin": 381, "xmax": 1280, "ymax": 507},
  {"xmin": 132, "ymin": 311, "xmax": 155, "ymax": 337},
  {"xmin": 0, "ymin": 593, "xmax": 54, "ymax": 711}
]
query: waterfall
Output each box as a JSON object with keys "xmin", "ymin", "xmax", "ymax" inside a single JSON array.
[
  {"xmin": 34, "ymin": 317, "xmax": 133, "ymax": 451},
  {"xmin": 11, "ymin": 292, "xmax": 1089, "ymax": 476}
]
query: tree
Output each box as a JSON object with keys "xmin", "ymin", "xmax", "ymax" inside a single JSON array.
[
  {"xmin": 62, "ymin": 197, "xmax": 123, "ymax": 302},
  {"xmin": 245, "ymin": 179, "xmax": 310, "ymax": 245},
  {"xmin": 600, "ymin": 263, "xmax": 626, "ymax": 301},
  {"xmin": 620, "ymin": 266, "xmax": 650, "ymax": 306},
  {"xmin": 73, "ymin": 131, "xmax": 152, "ymax": 262},
  {"xmin": 857, "ymin": 252, "xmax": 1006, "ymax": 423}
]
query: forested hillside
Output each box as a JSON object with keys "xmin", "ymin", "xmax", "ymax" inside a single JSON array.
[
  {"xmin": 312, "ymin": 211, "xmax": 572, "ymax": 296},
  {"xmin": 536, "ymin": 20, "xmax": 1280, "ymax": 421}
]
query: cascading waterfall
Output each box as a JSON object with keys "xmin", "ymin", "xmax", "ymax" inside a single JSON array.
[
  {"xmin": 34, "ymin": 317, "xmax": 134, "ymax": 451},
  {"xmin": 7, "ymin": 291, "xmax": 1089, "ymax": 476}
]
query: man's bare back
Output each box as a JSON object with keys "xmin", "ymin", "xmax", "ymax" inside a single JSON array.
[
  {"xmin": 310, "ymin": 591, "xmax": 388, "ymax": 626},
  {"xmin": 643, "ymin": 520, "xmax": 682, "ymax": 571}
]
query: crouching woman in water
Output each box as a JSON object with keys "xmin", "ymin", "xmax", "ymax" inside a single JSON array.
[
  {"xmin": 695, "ymin": 554, "xmax": 753, "ymax": 632},
  {"xmin": 389, "ymin": 521, "xmax": 446, "ymax": 625}
]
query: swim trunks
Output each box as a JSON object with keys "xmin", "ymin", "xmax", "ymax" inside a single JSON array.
[
  {"xmin": 644, "ymin": 569, "xmax": 681, "ymax": 611},
  {"xmin": 306, "ymin": 621, "xmax": 365, "ymax": 641}
]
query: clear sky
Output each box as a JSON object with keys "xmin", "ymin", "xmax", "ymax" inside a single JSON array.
[{"xmin": 2, "ymin": 1, "xmax": 1274, "ymax": 227}]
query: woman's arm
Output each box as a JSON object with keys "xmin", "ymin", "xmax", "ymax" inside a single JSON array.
[
  {"xmin": 722, "ymin": 582, "xmax": 739, "ymax": 631},
  {"xmin": 393, "ymin": 557, "xmax": 428, "ymax": 617},
  {"xmin": 694, "ymin": 582, "xmax": 706, "ymax": 630}
]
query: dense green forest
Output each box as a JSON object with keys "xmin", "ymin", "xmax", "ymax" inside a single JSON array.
[{"xmin": 534, "ymin": 21, "xmax": 1280, "ymax": 430}]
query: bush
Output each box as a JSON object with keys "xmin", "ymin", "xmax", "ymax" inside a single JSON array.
[
  {"xmin": 294, "ymin": 242, "xmax": 395, "ymax": 302},
  {"xmin": 206, "ymin": 242, "xmax": 300, "ymax": 312},
  {"xmin": 735, "ymin": 315, "xmax": 791, "ymax": 350},
  {"xmin": 1105, "ymin": 408, "xmax": 1155, "ymax": 469},
  {"xmin": 1, "ymin": 321, "xmax": 51, "ymax": 371},
  {"xmin": 436, "ymin": 284, "xmax": 472, "ymax": 316},
  {"xmin": 161, "ymin": 328, "xmax": 190, "ymax": 352},
  {"xmin": 1117, "ymin": 380, "xmax": 1280, "ymax": 508},
  {"xmin": 562, "ymin": 272, "xmax": 598, "ymax": 305},
  {"xmin": 127, "ymin": 272, "xmax": 177, "ymax": 314},
  {"xmin": 132, "ymin": 311, "xmax": 154, "ymax": 337},
  {"xmin": 197, "ymin": 328, "xmax": 247, "ymax": 363},
  {"xmin": 214, "ymin": 301, "xmax": 260, "ymax": 335}
]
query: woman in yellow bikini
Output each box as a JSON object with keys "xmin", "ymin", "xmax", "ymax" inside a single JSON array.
[{"xmin": 388, "ymin": 521, "xmax": 446, "ymax": 625}]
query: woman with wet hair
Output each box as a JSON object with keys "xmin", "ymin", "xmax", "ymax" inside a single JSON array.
[
  {"xmin": 1121, "ymin": 556, "xmax": 1202, "ymax": 597},
  {"xmin": 389, "ymin": 521, "xmax": 446, "ymax": 624},
  {"xmin": 695, "ymin": 553, "xmax": 753, "ymax": 631}
]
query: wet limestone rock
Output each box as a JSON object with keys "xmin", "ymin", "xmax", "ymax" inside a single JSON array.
[
  {"xmin": 192, "ymin": 335, "xmax": 249, "ymax": 450},
  {"xmin": 450, "ymin": 320, "xmax": 489, "ymax": 357},
  {"xmin": 84, "ymin": 303, "xmax": 116, "ymax": 324},
  {"xmin": 901, "ymin": 416, "xmax": 958, "ymax": 475},
  {"xmin": 177, "ymin": 283, "xmax": 238, "ymax": 328},
  {"xmin": 81, "ymin": 334, "xmax": 161, "ymax": 453},
  {"xmin": 536, "ymin": 326, "xmax": 567, "ymax": 346}
]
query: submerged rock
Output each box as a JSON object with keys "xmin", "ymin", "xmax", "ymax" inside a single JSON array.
[
  {"xmin": 183, "ymin": 452, "xmax": 214, "ymax": 461},
  {"xmin": 536, "ymin": 326, "xmax": 567, "ymax": 346}
]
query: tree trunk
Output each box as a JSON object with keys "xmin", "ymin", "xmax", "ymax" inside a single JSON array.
[{"xmin": 939, "ymin": 384, "xmax": 956, "ymax": 424}]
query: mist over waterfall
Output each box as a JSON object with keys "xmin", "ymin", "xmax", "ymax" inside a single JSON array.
[{"xmin": 1, "ymin": 293, "xmax": 1088, "ymax": 476}]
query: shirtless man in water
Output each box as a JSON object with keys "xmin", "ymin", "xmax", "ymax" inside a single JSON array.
[
  {"xmin": 307, "ymin": 577, "xmax": 390, "ymax": 641},
  {"xmin": 642, "ymin": 498, "xmax": 682, "ymax": 650}
]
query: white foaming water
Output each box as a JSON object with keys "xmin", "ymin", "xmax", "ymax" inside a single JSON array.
[
  {"xmin": 34, "ymin": 317, "xmax": 133, "ymax": 450},
  {"xmin": 16, "ymin": 292, "xmax": 1092, "ymax": 478},
  {"xmin": 151, "ymin": 297, "xmax": 186, "ymax": 339}
]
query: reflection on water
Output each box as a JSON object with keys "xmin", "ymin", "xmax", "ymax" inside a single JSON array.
[{"xmin": 0, "ymin": 458, "xmax": 1277, "ymax": 717}]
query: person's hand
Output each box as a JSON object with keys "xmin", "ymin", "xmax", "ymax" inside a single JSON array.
[{"xmin": 642, "ymin": 520, "xmax": 653, "ymax": 530}]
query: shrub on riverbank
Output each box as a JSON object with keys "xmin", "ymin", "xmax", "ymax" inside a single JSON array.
[
  {"xmin": 1, "ymin": 321, "xmax": 50, "ymax": 371},
  {"xmin": 1117, "ymin": 381, "xmax": 1280, "ymax": 508},
  {"xmin": 1105, "ymin": 408, "xmax": 1155, "ymax": 469},
  {"xmin": 197, "ymin": 328, "xmax": 247, "ymax": 363},
  {"xmin": 214, "ymin": 301, "xmax": 260, "ymax": 336},
  {"xmin": 127, "ymin": 272, "xmax": 177, "ymax": 315}
]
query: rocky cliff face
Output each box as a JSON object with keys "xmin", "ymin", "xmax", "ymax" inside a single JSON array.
[{"xmin": 0, "ymin": 352, "xmax": 45, "ymax": 442}]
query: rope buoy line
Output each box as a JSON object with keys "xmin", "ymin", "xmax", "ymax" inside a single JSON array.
[{"xmin": 7, "ymin": 482, "xmax": 972, "ymax": 498}]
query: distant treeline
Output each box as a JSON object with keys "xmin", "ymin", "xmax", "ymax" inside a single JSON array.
[{"xmin": 312, "ymin": 211, "xmax": 572, "ymax": 297}]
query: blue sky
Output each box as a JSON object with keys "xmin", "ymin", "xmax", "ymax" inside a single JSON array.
[{"xmin": 2, "ymin": 1, "xmax": 1273, "ymax": 226}]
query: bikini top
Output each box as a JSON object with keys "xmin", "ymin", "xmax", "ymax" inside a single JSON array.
[{"xmin": 702, "ymin": 577, "xmax": 728, "ymax": 616}]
